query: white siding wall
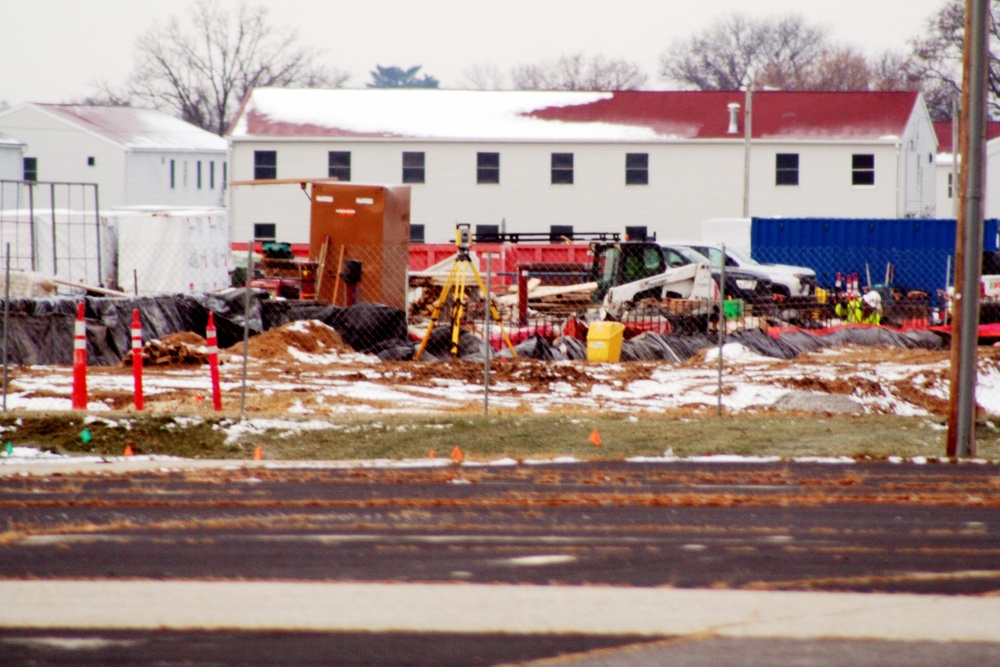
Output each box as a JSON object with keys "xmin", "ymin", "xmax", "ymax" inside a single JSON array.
[
  {"xmin": 0, "ymin": 106, "xmax": 128, "ymax": 206},
  {"xmin": 749, "ymin": 143, "xmax": 901, "ymax": 220},
  {"xmin": 898, "ymin": 109, "xmax": 938, "ymax": 217},
  {"xmin": 230, "ymin": 139, "xmax": 752, "ymax": 244},
  {"xmin": 0, "ymin": 144, "xmax": 22, "ymax": 180},
  {"xmin": 229, "ymin": 138, "xmax": 915, "ymax": 246},
  {"xmin": 0, "ymin": 107, "xmax": 227, "ymax": 210},
  {"xmin": 935, "ymin": 158, "xmax": 959, "ymax": 220},
  {"xmin": 936, "ymin": 145, "xmax": 1000, "ymax": 221},
  {"xmin": 125, "ymin": 152, "xmax": 227, "ymax": 207},
  {"xmin": 987, "ymin": 143, "xmax": 1000, "ymax": 220}
]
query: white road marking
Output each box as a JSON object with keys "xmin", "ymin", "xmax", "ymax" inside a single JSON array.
[{"xmin": 1, "ymin": 580, "xmax": 998, "ymax": 642}]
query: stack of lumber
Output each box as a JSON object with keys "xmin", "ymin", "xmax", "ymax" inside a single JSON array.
[
  {"xmin": 494, "ymin": 281, "xmax": 598, "ymax": 314},
  {"xmin": 122, "ymin": 339, "xmax": 209, "ymax": 367}
]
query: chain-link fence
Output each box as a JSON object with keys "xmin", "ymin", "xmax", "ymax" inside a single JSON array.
[
  {"xmin": 0, "ymin": 180, "xmax": 231, "ymax": 297},
  {"xmin": 0, "ymin": 180, "xmax": 108, "ymax": 293}
]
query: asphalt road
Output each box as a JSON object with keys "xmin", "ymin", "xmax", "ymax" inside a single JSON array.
[{"xmin": 1, "ymin": 458, "xmax": 999, "ymax": 665}]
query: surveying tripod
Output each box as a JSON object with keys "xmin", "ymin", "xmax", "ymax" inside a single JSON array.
[{"xmin": 414, "ymin": 224, "xmax": 517, "ymax": 360}]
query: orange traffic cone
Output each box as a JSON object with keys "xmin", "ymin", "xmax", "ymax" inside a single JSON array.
[
  {"xmin": 253, "ymin": 445, "xmax": 264, "ymax": 461},
  {"xmin": 428, "ymin": 449, "xmax": 436, "ymax": 459},
  {"xmin": 123, "ymin": 444, "xmax": 134, "ymax": 457},
  {"xmin": 589, "ymin": 429, "xmax": 602, "ymax": 447},
  {"xmin": 451, "ymin": 446, "xmax": 464, "ymax": 463}
]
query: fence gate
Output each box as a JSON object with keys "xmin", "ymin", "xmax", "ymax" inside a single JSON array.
[{"xmin": 0, "ymin": 180, "xmax": 106, "ymax": 292}]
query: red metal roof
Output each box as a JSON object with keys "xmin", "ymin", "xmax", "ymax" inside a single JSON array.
[
  {"xmin": 231, "ymin": 89, "xmax": 922, "ymax": 142},
  {"xmin": 933, "ymin": 120, "xmax": 1000, "ymax": 153},
  {"xmin": 37, "ymin": 104, "xmax": 227, "ymax": 151},
  {"xmin": 527, "ymin": 90, "xmax": 921, "ymax": 140}
]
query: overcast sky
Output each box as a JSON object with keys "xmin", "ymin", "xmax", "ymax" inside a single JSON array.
[{"xmin": 3, "ymin": 0, "xmax": 948, "ymax": 107}]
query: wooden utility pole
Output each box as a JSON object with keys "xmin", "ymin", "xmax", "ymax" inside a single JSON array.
[{"xmin": 947, "ymin": 0, "xmax": 988, "ymax": 458}]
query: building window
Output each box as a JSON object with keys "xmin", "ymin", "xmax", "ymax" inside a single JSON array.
[
  {"xmin": 223, "ymin": 162, "xmax": 227, "ymax": 190},
  {"xmin": 23, "ymin": 157, "xmax": 37, "ymax": 181},
  {"xmin": 852, "ymin": 154, "xmax": 875, "ymax": 185},
  {"xmin": 948, "ymin": 173, "xmax": 953, "ymax": 199},
  {"xmin": 625, "ymin": 153, "xmax": 648, "ymax": 185},
  {"xmin": 170, "ymin": 159, "xmax": 176, "ymax": 189},
  {"xmin": 551, "ymin": 152, "xmax": 573, "ymax": 184},
  {"xmin": 410, "ymin": 224, "xmax": 425, "ymax": 243},
  {"xmin": 775, "ymin": 153, "xmax": 799, "ymax": 186},
  {"xmin": 87, "ymin": 156, "xmax": 95, "ymax": 167},
  {"xmin": 197, "ymin": 161, "xmax": 202, "ymax": 189},
  {"xmin": 328, "ymin": 151, "xmax": 351, "ymax": 180},
  {"xmin": 477, "ymin": 152, "xmax": 500, "ymax": 184},
  {"xmin": 254, "ymin": 150, "xmax": 277, "ymax": 180},
  {"xmin": 210, "ymin": 161, "xmax": 215, "ymax": 189},
  {"xmin": 402, "ymin": 151, "xmax": 425, "ymax": 183},
  {"xmin": 254, "ymin": 223, "xmax": 277, "ymax": 242}
]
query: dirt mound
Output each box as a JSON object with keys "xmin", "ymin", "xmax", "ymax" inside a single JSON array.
[
  {"xmin": 228, "ymin": 319, "xmax": 351, "ymax": 361},
  {"xmin": 160, "ymin": 332, "xmax": 207, "ymax": 347}
]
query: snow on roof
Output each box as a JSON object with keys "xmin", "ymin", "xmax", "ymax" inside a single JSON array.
[
  {"xmin": 933, "ymin": 120, "xmax": 1000, "ymax": 154},
  {"xmin": 230, "ymin": 88, "xmax": 922, "ymax": 143},
  {"xmin": 37, "ymin": 104, "xmax": 228, "ymax": 152}
]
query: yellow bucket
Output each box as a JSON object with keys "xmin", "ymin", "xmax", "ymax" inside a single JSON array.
[{"xmin": 586, "ymin": 321, "xmax": 625, "ymax": 362}]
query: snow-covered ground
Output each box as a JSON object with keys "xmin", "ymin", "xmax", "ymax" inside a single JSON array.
[{"xmin": 1, "ymin": 320, "xmax": 998, "ymax": 468}]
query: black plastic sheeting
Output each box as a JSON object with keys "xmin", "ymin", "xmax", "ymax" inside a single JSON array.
[
  {"xmin": 0, "ymin": 292, "xmax": 408, "ymax": 367},
  {"xmin": 0, "ymin": 290, "xmax": 951, "ymax": 367}
]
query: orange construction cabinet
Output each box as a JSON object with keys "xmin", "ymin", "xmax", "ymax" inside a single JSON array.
[{"xmin": 308, "ymin": 182, "xmax": 411, "ymax": 309}]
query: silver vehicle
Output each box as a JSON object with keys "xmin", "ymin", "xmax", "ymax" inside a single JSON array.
[{"xmin": 681, "ymin": 243, "xmax": 816, "ymax": 299}]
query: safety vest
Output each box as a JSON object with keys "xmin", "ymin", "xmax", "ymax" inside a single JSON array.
[{"xmin": 835, "ymin": 299, "xmax": 881, "ymax": 325}]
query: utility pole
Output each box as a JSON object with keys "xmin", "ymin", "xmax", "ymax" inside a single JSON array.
[
  {"xmin": 947, "ymin": 0, "xmax": 988, "ymax": 458},
  {"xmin": 742, "ymin": 87, "xmax": 753, "ymax": 218}
]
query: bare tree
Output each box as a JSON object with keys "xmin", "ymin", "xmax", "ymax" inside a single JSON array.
[
  {"xmin": 461, "ymin": 63, "xmax": 508, "ymax": 90},
  {"xmin": 660, "ymin": 13, "xmax": 830, "ymax": 90},
  {"xmin": 907, "ymin": 0, "xmax": 1000, "ymax": 119},
  {"xmin": 869, "ymin": 50, "xmax": 921, "ymax": 91},
  {"xmin": 114, "ymin": 0, "xmax": 349, "ymax": 135},
  {"xmin": 511, "ymin": 53, "xmax": 647, "ymax": 90}
]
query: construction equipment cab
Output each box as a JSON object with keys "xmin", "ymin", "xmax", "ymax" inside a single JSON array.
[{"xmin": 590, "ymin": 240, "xmax": 715, "ymax": 318}]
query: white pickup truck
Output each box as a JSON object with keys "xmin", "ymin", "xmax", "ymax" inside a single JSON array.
[{"xmin": 679, "ymin": 243, "xmax": 817, "ymax": 299}]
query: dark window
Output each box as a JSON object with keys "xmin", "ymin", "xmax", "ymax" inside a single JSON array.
[
  {"xmin": 852, "ymin": 154, "xmax": 875, "ymax": 185},
  {"xmin": 254, "ymin": 223, "xmax": 277, "ymax": 242},
  {"xmin": 775, "ymin": 153, "xmax": 799, "ymax": 186},
  {"xmin": 223, "ymin": 162, "xmax": 227, "ymax": 190},
  {"xmin": 410, "ymin": 224, "xmax": 425, "ymax": 243},
  {"xmin": 475, "ymin": 224, "xmax": 500, "ymax": 242},
  {"xmin": 23, "ymin": 157, "xmax": 37, "ymax": 181},
  {"xmin": 625, "ymin": 153, "xmax": 648, "ymax": 185},
  {"xmin": 550, "ymin": 225, "xmax": 574, "ymax": 242},
  {"xmin": 87, "ymin": 156, "xmax": 95, "ymax": 167},
  {"xmin": 477, "ymin": 152, "xmax": 500, "ymax": 184},
  {"xmin": 254, "ymin": 151, "xmax": 277, "ymax": 180},
  {"xmin": 948, "ymin": 173, "xmax": 953, "ymax": 199},
  {"xmin": 328, "ymin": 151, "xmax": 351, "ymax": 180},
  {"xmin": 210, "ymin": 161, "xmax": 215, "ymax": 189},
  {"xmin": 625, "ymin": 226, "xmax": 649, "ymax": 242},
  {"xmin": 551, "ymin": 153, "xmax": 574, "ymax": 184},
  {"xmin": 170, "ymin": 159, "xmax": 175, "ymax": 189},
  {"xmin": 402, "ymin": 151, "xmax": 425, "ymax": 183},
  {"xmin": 197, "ymin": 161, "xmax": 202, "ymax": 189}
]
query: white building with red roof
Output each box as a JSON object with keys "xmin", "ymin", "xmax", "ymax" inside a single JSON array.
[
  {"xmin": 227, "ymin": 88, "xmax": 937, "ymax": 245},
  {"xmin": 0, "ymin": 103, "xmax": 228, "ymax": 208},
  {"xmin": 933, "ymin": 120, "xmax": 1000, "ymax": 220}
]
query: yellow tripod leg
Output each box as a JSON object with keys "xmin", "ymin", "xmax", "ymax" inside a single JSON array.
[
  {"xmin": 450, "ymin": 262, "xmax": 468, "ymax": 356},
  {"xmin": 414, "ymin": 263, "xmax": 459, "ymax": 360},
  {"xmin": 469, "ymin": 261, "xmax": 518, "ymax": 359}
]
